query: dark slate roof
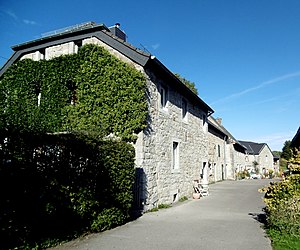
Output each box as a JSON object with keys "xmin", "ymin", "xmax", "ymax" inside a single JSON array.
[
  {"xmin": 208, "ymin": 117, "xmax": 247, "ymax": 152},
  {"xmin": 291, "ymin": 127, "xmax": 300, "ymax": 148},
  {"xmin": 0, "ymin": 22, "xmax": 214, "ymax": 115},
  {"xmin": 238, "ymin": 140, "xmax": 269, "ymax": 155}
]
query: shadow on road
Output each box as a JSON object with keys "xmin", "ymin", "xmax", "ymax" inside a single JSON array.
[{"xmin": 249, "ymin": 212, "xmax": 267, "ymax": 225}]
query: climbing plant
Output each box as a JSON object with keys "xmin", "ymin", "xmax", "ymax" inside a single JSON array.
[
  {"xmin": 0, "ymin": 43, "xmax": 147, "ymax": 248},
  {"xmin": 0, "ymin": 44, "xmax": 147, "ymax": 141}
]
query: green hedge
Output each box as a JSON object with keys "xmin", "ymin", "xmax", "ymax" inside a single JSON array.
[
  {"xmin": 0, "ymin": 43, "xmax": 147, "ymax": 248},
  {"xmin": 0, "ymin": 131, "xmax": 136, "ymax": 249}
]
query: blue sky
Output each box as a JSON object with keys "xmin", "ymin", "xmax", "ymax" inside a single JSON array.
[{"xmin": 0, "ymin": 0, "xmax": 299, "ymax": 151}]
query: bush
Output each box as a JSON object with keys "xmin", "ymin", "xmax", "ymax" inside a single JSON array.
[
  {"xmin": 91, "ymin": 208, "xmax": 127, "ymax": 232},
  {"xmin": 262, "ymin": 175, "xmax": 300, "ymax": 212},
  {"xmin": 0, "ymin": 131, "xmax": 136, "ymax": 249},
  {"xmin": 261, "ymin": 174, "xmax": 300, "ymax": 239},
  {"xmin": 267, "ymin": 196, "xmax": 300, "ymax": 237}
]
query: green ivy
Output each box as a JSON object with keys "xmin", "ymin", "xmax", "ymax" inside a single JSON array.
[
  {"xmin": 0, "ymin": 43, "xmax": 147, "ymax": 248},
  {"xmin": 0, "ymin": 44, "xmax": 147, "ymax": 141}
]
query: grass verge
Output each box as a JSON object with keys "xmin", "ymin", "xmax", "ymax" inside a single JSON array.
[{"xmin": 267, "ymin": 229, "xmax": 300, "ymax": 250}]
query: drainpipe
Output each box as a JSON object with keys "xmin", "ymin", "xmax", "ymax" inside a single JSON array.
[{"xmin": 224, "ymin": 135, "xmax": 227, "ymax": 180}]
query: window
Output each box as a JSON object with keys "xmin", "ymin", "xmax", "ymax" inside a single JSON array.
[
  {"xmin": 202, "ymin": 114, "xmax": 207, "ymax": 132},
  {"xmin": 265, "ymin": 155, "xmax": 268, "ymax": 162},
  {"xmin": 172, "ymin": 141, "xmax": 179, "ymax": 170},
  {"xmin": 34, "ymin": 82, "xmax": 41, "ymax": 107},
  {"xmin": 67, "ymin": 81, "xmax": 77, "ymax": 105},
  {"xmin": 218, "ymin": 145, "xmax": 221, "ymax": 157},
  {"xmin": 74, "ymin": 40, "xmax": 83, "ymax": 53},
  {"xmin": 39, "ymin": 48, "xmax": 45, "ymax": 60},
  {"xmin": 202, "ymin": 114, "xmax": 206, "ymax": 126},
  {"xmin": 182, "ymin": 99, "xmax": 187, "ymax": 120},
  {"xmin": 159, "ymin": 85, "xmax": 168, "ymax": 109}
]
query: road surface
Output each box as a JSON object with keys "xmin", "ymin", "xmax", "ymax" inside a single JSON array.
[{"xmin": 52, "ymin": 179, "xmax": 273, "ymax": 250}]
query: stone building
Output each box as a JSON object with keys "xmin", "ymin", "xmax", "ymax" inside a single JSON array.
[
  {"xmin": 207, "ymin": 116, "xmax": 247, "ymax": 181},
  {"xmin": 0, "ymin": 22, "xmax": 214, "ymax": 210},
  {"xmin": 239, "ymin": 141, "xmax": 274, "ymax": 175}
]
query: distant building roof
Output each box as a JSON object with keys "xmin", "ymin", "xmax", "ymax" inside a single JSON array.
[
  {"xmin": 238, "ymin": 140, "xmax": 269, "ymax": 155},
  {"xmin": 208, "ymin": 117, "xmax": 247, "ymax": 152}
]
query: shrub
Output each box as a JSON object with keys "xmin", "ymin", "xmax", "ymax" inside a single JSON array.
[
  {"xmin": 91, "ymin": 208, "xmax": 127, "ymax": 232},
  {"xmin": 261, "ymin": 148, "xmax": 300, "ymax": 239},
  {"xmin": 179, "ymin": 196, "xmax": 188, "ymax": 202},
  {"xmin": 0, "ymin": 131, "xmax": 136, "ymax": 249},
  {"xmin": 267, "ymin": 196, "xmax": 300, "ymax": 237}
]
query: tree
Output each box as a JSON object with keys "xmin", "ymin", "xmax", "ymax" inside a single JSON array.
[
  {"xmin": 272, "ymin": 151, "xmax": 281, "ymax": 157},
  {"xmin": 281, "ymin": 140, "xmax": 292, "ymax": 160},
  {"xmin": 174, "ymin": 73, "xmax": 198, "ymax": 95}
]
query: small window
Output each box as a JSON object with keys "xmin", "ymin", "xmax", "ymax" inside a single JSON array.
[
  {"xmin": 202, "ymin": 114, "xmax": 206, "ymax": 126},
  {"xmin": 172, "ymin": 141, "xmax": 179, "ymax": 170},
  {"xmin": 74, "ymin": 40, "xmax": 83, "ymax": 53},
  {"xmin": 34, "ymin": 82, "xmax": 41, "ymax": 107},
  {"xmin": 265, "ymin": 155, "xmax": 268, "ymax": 162},
  {"xmin": 39, "ymin": 48, "xmax": 45, "ymax": 60},
  {"xmin": 159, "ymin": 85, "xmax": 168, "ymax": 109},
  {"xmin": 182, "ymin": 99, "xmax": 187, "ymax": 120},
  {"xmin": 67, "ymin": 81, "xmax": 77, "ymax": 105},
  {"xmin": 218, "ymin": 145, "xmax": 221, "ymax": 157}
]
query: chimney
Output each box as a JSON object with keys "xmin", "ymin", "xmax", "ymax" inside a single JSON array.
[
  {"xmin": 216, "ymin": 117, "xmax": 222, "ymax": 125},
  {"xmin": 109, "ymin": 23, "xmax": 126, "ymax": 42}
]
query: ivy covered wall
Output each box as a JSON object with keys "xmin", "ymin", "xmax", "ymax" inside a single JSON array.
[
  {"xmin": 0, "ymin": 43, "xmax": 148, "ymax": 248},
  {"xmin": 0, "ymin": 44, "xmax": 147, "ymax": 141}
]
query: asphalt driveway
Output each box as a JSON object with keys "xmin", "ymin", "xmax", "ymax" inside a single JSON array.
[{"xmin": 52, "ymin": 179, "xmax": 273, "ymax": 250}]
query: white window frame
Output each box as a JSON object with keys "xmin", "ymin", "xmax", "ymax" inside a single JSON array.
[
  {"xmin": 202, "ymin": 114, "xmax": 207, "ymax": 132},
  {"xmin": 172, "ymin": 141, "xmax": 180, "ymax": 172},
  {"xmin": 159, "ymin": 85, "xmax": 168, "ymax": 111}
]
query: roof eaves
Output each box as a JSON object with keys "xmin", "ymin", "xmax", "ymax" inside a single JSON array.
[
  {"xmin": 148, "ymin": 57, "xmax": 214, "ymax": 115},
  {"xmin": 11, "ymin": 23, "xmax": 109, "ymax": 51},
  {"xmin": 0, "ymin": 27, "xmax": 151, "ymax": 77}
]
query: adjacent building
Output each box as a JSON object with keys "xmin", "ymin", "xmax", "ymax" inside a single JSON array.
[{"xmin": 239, "ymin": 141, "xmax": 275, "ymax": 175}]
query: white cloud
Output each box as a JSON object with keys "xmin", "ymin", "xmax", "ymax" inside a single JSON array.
[
  {"xmin": 251, "ymin": 131, "xmax": 295, "ymax": 151},
  {"xmin": 2, "ymin": 9, "xmax": 37, "ymax": 25},
  {"xmin": 4, "ymin": 10, "xmax": 18, "ymax": 20},
  {"xmin": 212, "ymin": 71, "xmax": 300, "ymax": 105},
  {"xmin": 151, "ymin": 43, "xmax": 160, "ymax": 50},
  {"xmin": 23, "ymin": 19, "xmax": 37, "ymax": 25}
]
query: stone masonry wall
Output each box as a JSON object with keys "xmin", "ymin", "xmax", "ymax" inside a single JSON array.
[
  {"xmin": 208, "ymin": 132, "xmax": 226, "ymax": 183},
  {"xmin": 257, "ymin": 145, "xmax": 274, "ymax": 174},
  {"xmin": 135, "ymin": 70, "xmax": 209, "ymax": 209}
]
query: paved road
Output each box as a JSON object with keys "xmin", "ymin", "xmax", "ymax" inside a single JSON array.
[{"xmin": 52, "ymin": 179, "xmax": 273, "ymax": 250}]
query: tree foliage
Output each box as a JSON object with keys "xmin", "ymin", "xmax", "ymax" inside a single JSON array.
[
  {"xmin": 272, "ymin": 151, "xmax": 281, "ymax": 157},
  {"xmin": 174, "ymin": 73, "xmax": 198, "ymax": 95},
  {"xmin": 281, "ymin": 140, "xmax": 292, "ymax": 160}
]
